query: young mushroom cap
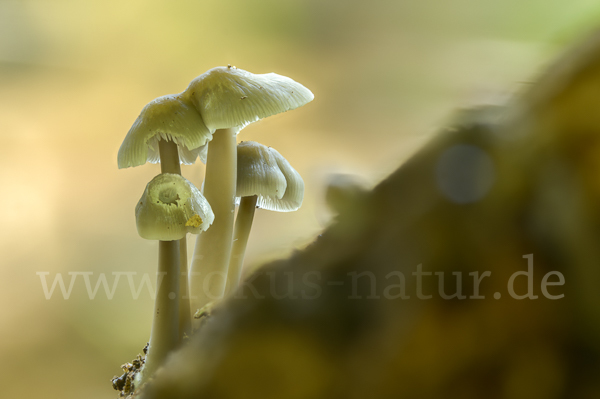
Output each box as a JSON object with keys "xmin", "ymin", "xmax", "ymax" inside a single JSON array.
[
  {"xmin": 182, "ymin": 66, "xmax": 314, "ymax": 131},
  {"xmin": 136, "ymin": 173, "xmax": 214, "ymax": 241},
  {"xmin": 118, "ymin": 94, "xmax": 212, "ymax": 169},
  {"xmin": 237, "ymin": 141, "xmax": 286, "ymax": 199},
  {"xmin": 236, "ymin": 141, "xmax": 304, "ymax": 212}
]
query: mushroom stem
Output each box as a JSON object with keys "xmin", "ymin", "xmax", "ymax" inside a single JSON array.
[
  {"xmin": 139, "ymin": 139, "xmax": 187, "ymax": 385},
  {"xmin": 140, "ymin": 240, "xmax": 180, "ymax": 385},
  {"xmin": 190, "ymin": 128, "xmax": 237, "ymax": 320},
  {"xmin": 158, "ymin": 140, "xmax": 181, "ymax": 174},
  {"xmin": 178, "ymin": 238, "xmax": 191, "ymax": 339},
  {"xmin": 225, "ymin": 195, "xmax": 257, "ymax": 293},
  {"xmin": 158, "ymin": 139, "xmax": 191, "ymax": 341}
]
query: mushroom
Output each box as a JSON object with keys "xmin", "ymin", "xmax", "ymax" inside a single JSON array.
[
  {"xmin": 134, "ymin": 173, "xmax": 213, "ymax": 385},
  {"xmin": 181, "ymin": 66, "xmax": 313, "ymax": 314},
  {"xmin": 226, "ymin": 141, "xmax": 304, "ymax": 291},
  {"xmin": 118, "ymin": 93, "xmax": 212, "ymax": 339},
  {"xmin": 118, "ymin": 93, "xmax": 212, "ymax": 171},
  {"xmin": 136, "ymin": 173, "xmax": 214, "ymax": 240}
]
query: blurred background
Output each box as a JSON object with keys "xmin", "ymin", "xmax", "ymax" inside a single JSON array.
[{"xmin": 2, "ymin": 0, "xmax": 600, "ymax": 397}]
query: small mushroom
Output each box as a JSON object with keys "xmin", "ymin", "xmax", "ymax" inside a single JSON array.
[
  {"xmin": 134, "ymin": 173, "xmax": 213, "ymax": 386},
  {"xmin": 118, "ymin": 93, "xmax": 211, "ymax": 341},
  {"xmin": 136, "ymin": 173, "xmax": 214, "ymax": 241},
  {"xmin": 227, "ymin": 141, "xmax": 304, "ymax": 291},
  {"xmin": 182, "ymin": 66, "xmax": 313, "ymax": 315}
]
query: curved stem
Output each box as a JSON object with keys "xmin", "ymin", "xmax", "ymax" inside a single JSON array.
[
  {"xmin": 139, "ymin": 240, "xmax": 180, "ymax": 385},
  {"xmin": 158, "ymin": 139, "xmax": 191, "ymax": 341},
  {"xmin": 190, "ymin": 128, "xmax": 237, "ymax": 322},
  {"xmin": 225, "ymin": 195, "xmax": 257, "ymax": 294},
  {"xmin": 138, "ymin": 139, "xmax": 183, "ymax": 385}
]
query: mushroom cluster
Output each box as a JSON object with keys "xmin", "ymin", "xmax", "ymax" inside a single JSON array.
[{"xmin": 115, "ymin": 66, "xmax": 312, "ymax": 390}]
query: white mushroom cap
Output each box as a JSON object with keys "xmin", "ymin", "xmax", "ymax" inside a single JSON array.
[
  {"xmin": 136, "ymin": 173, "xmax": 214, "ymax": 241},
  {"xmin": 118, "ymin": 94, "xmax": 212, "ymax": 169},
  {"xmin": 182, "ymin": 66, "xmax": 314, "ymax": 131},
  {"xmin": 237, "ymin": 141, "xmax": 286, "ymax": 199},
  {"xmin": 236, "ymin": 141, "xmax": 304, "ymax": 212}
]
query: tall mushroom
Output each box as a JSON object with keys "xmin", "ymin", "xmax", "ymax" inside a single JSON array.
[
  {"xmin": 134, "ymin": 173, "xmax": 213, "ymax": 385},
  {"xmin": 226, "ymin": 141, "xmax": 304, "ymax": 291},
  {"xmin": 118, "ymin": 94, "xmax": 212, "ymax": 338},
  {"xmin": 182, "ymin": 66, "xmax": 313, "ymax": 316}
]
